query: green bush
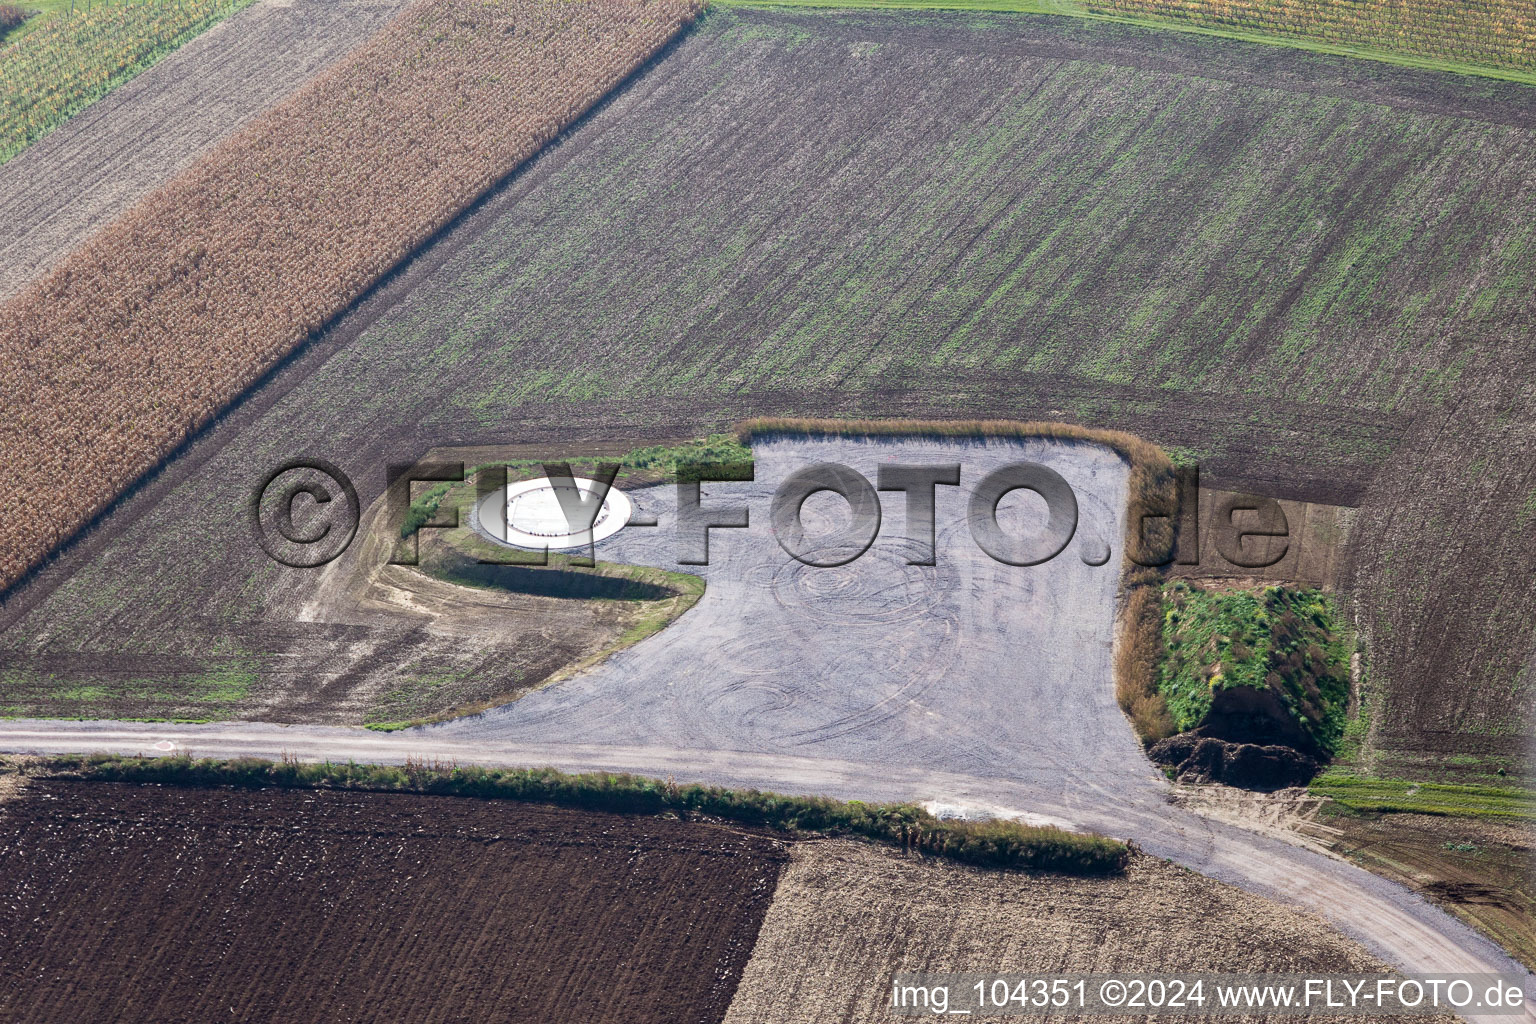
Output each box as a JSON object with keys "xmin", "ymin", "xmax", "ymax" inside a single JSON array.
[
  {"xmin": 0, "ymin": 6, "xmax": 27, "ymax": 36},
  {"xmin": 1157, "ymin": 582, "xmax": 1351, "ymax": 754},
  {"xmin": 42, "ymin": 755, "xmax": 1129, "ymax": 875},
  {"xmin": 620, "ymin": 433, "xmax": 751, "ymax": 472},
  {"xmin": 399, "ymin": 480, "xmax": 452, "ymax": 538}
]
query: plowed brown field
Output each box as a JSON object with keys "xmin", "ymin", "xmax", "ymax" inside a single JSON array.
[{"xmin": 0, "ymin": 780, "xmax": 786, "ymax": 1024}]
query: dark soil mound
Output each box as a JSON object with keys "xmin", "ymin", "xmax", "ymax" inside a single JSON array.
[
  {"xmin": 1151, "ymin": 732, "xmax": 1320, "ymax": 790},
  {"xmin": 1201, "ymin": 683, "xmax": 1318, "ymax": 754}
]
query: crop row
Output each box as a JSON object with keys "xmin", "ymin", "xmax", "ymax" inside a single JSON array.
[
  {"xmin": 0, "ymin": 0, "xmax": 254, "ymax": 164},
  {"xmin": 1081, "ymin": 0, "xmax": 1534, "ymax": 70},
  {"xmin": 0, "ymin": 0, "xmax": 702, "ymax": 596}
]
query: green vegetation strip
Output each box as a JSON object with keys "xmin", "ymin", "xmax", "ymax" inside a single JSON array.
[
  {"xmin": 44, "ymin": 755, "xmax": 1130, "ymax": 875},
  {"xmin": 493, "ymin": 433, "xmax": 754, "ymax": 485},
  {"xmin": 0, "ymin": 0, "xmax": 257, "ymax": 164},
  {"xmin": 712, "ymin": 0, "xmax": 1536, "ymax": 87},
  {"xmin": 1312, "ymin": 773, "xmax": 1536, "ymax": 820}
]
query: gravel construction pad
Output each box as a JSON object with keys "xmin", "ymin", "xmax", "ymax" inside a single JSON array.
[{"xmin": 430, "ymin": 434, "xmax": 1136, "ymax": 791}]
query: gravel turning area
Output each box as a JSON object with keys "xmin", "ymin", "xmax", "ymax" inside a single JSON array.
[
  {"xmin": 0, "ymin": 0, "xmax": 410, "ymax": 302},
  {"xmin": 434, "ymin": 435, "xmax": 1133, "ymax": 784}
]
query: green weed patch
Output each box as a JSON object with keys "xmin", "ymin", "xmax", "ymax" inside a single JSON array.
[
  {"xmin": 1158, "ymin": 582, "xmax": 1351, "ymax": 755},
  {"xmin": 1313, "ymin": 773, "xmax": 1536, "ymax": 820}
]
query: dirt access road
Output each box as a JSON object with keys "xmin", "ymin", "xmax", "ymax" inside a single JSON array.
[{"xmin": 0, "ymin": 436, "xmax": 1529, "ymax": 1020}]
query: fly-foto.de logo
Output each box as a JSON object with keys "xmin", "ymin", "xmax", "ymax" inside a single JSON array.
[{"xmin": 253, "ymin": 459, "xmax": 1293, "ymax": 572}]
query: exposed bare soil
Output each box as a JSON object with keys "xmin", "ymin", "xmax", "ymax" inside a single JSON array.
[
  {"xmin": 1173, "ymin": 784, "xmax": 1536, "ymax": 973},
  {"xmin": 0, "ymin": 779, "xmax": 787, "ymax": 1024},
  {"xmin": 1325, "ymin": 811, "xmax": 1536, "ymax": 973},
  {"xmin": 723, "ymin": 840, "xmax": 1456, "ymax": 1024},
  {"xmin": 1170, "ymin": 489, "xmax": 1355, "ymax": 587},
  {"xmin": 0, "ymin": 460, "xmax": 696, "ymax": 725}
]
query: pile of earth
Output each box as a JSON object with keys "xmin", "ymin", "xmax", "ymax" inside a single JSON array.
[
  {"xmin": 1151, "ymin": 582, "xmax": 1350, "ymax": 789},
  {"xmin": 1149, "ymin": 729, "xmax": 1320, "ymax": 790}
]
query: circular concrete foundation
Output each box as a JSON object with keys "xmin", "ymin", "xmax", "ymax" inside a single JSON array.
[{"xmin": 474, "ymin": 476, "xmax": 633, "ymax": 551}]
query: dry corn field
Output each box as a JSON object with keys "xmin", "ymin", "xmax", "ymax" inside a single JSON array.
[
  {"xmin": 0, "ymin": 0, "xmax": 699, "ymax": 596},
  {"xmin": 1080, "ymin": 0, "xmax": 1535, "ymax": 71}
]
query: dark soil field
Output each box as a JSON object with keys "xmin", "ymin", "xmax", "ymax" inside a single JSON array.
[
  {"xmin": 2, "ymin": 7, "xmax": 1532, "ymax": 778},
  {"xmin": 0, "ymin": 779, "xmax": 786, "ymax": 1024}
]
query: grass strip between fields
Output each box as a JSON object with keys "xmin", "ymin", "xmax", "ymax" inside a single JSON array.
[
  {"xmin": 1312, "ymin": 772, "xmax": 1536, "ymax": 820},
  {"xmin": 40, "ymin": 754, "xmax": 1131, "ymax": 875},
  {"xmin": 711, "ymin": 0, "xmax": 1536, "ymax": 87}
]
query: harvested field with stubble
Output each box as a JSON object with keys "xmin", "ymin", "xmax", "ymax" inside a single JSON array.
[
  {"xmin": 0, "ymin": 0, "xmax": 414, "ymax": 302},
  {"xmin": 0, "ymin": 779, "xmax": 787, "ymax": 1024},
  {"xmin": 722, "ymin": 841, "xmax": 1457, "ymax": 1024},
  {"xmin": 0, "ymin": 0, "xmax": 700, "ymax": 597}
]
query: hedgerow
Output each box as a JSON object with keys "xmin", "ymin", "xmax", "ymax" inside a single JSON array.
[{"xmin": 44, "ymin": 755, "xmax": 1131, "ymax": 875}]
